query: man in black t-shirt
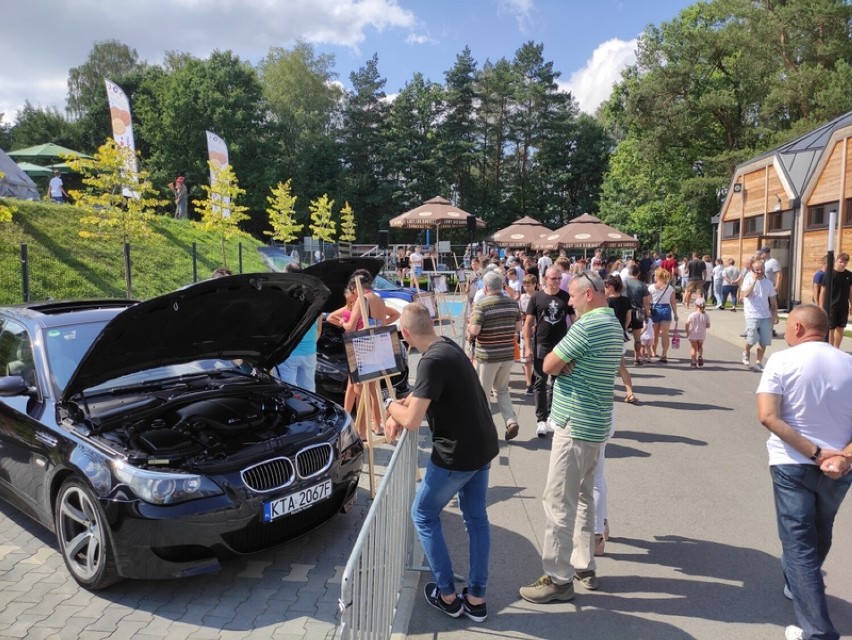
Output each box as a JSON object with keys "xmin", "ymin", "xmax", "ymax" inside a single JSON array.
[
  {"xmin": 385, "ymin": 303, "xmax": 498, "ymax": 623},
  {"xmin": 524, "ymin": 266, "xmax": 575, "ymax": 437},
  {"xmin": 684, "ymin": 252, "xmax": 705, "ymax": 309},
  {"xmin": 818, "ymin": 252, "xmax": 852, "ymax": 349}
]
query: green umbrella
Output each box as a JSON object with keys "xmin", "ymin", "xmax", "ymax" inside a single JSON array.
[
  {"xmin": 7, "ymin": 142, "xmax": 92, "ymax": 161},
  {"xmin": 16, "ymin": 161, "xmax": 53, "ymax": 177}
]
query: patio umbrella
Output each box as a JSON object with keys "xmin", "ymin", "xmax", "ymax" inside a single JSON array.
[
  {"xmin": 531, "ymin": 213, "xmax": 639, "ymax": 251},
  {"xmin": 16, "ymin": 162, "xmax": 53, "ymax": 178},
  {"xmin": 7, "ymin": 143, "xmax": 92, "ymax": 162},
  {"xmin": 389, "ymin": 196, "xmax": 485, "ymax": 249},
  {"xmin": 492, "ymin": 216, "xmax": 552, "ymax": 248}
]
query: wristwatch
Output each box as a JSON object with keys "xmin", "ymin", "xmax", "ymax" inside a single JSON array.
[
  {"xmin": 384, "ymin": 397, "xmax": 395, "ymax": 410},
  {"xmin": 809, "ymin": 446, "xmax": 821, "ymax": 461}
]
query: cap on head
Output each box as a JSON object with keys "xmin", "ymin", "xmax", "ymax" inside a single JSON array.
[
  {"xmin": 759, "ymin": 246, "xmax": 770, "ymax": 254},
  {"xmin": 176, "ymin": 176, "xmax": 185, "ymax": 183}
]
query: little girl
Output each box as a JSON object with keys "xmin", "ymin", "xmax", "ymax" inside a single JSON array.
[
  {"xmin": 640, "ymin": 318, "xmax": 654, "ymax": 362},
  {"xmin": 686, "ymin": 298, "xmax": 710, "ymax": 367}
]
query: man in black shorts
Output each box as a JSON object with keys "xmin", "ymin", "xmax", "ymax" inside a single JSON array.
[
  {"xmin": 385, "ymin": 303, "xmax": 499, "ymax": 623},
  {"xmin": 819, "ymin": 252, "xmax": 851, "ymax": 349},
  {"xmin": 624, "ymin": 264, "xmax": 651, "ymax": 365},
  {"xmin": 524, "ymin": 266, "xmax": 575, "ymax": 437}
]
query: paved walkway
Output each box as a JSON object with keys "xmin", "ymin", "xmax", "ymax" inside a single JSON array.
[{"xmin": 400, "ymin": 304, "xmax": 852, "ymax": 640}]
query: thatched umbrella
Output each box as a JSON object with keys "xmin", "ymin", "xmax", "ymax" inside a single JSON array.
[
  {"xmin": 531, "ymin": 213, "xmax": 638, "ymax": 252},
  {"xmin": 389, "ymin": 196, "xmax": 485, "ymax": 249},
  {"xmin": 492, "ymin": 216, "xmax": 552, "ymax": 248}
]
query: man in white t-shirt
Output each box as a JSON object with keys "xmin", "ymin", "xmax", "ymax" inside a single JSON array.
[
  {"xmin": 740, "ymin": 259, "xmax": 778, "ymax": 370},
  {"xmin": 760, "ymin": 246, "xmax": 783, "ymax": 334},
  {"xmin": 537, "ymin": 253, "xmax": 552, "ymax": 284},
  {"xmin": 756, "ymin": 304, "xmax": 852, "ymax": 640},
  {"xmin": 46, "ymin": 170, "xmax": 68, "ymax": 203}
]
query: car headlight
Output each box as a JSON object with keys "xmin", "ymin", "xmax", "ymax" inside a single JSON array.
[
  {"xmin": 315, "ymin": 359, "xmax": 340, "ymax": 375},
  {"xmin": 113, "ymin": 462, "xmax": 223, "ymax": 505},
  {"xmin": 337, "ymin": 413, "xmax": 360, "ymax": 452}
]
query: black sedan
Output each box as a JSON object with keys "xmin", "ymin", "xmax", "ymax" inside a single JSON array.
[{"xmin": 0, "ymin": 273, "xmax": 363, "ymax": 589}]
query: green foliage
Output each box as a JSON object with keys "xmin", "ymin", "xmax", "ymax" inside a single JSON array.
[
  {"xmin": 0, "ymin": 173, "xmax": 13, "ymax": 222},
  {"xmin": 8, "ymin": 102, "xmax": 81, "ymax": 150},
  {"xmin": 0, "ymin": 198, "xmax": 267, "ymax": 305},
  {"xmin": 338, "ymin": 201, "xmax": 356, "ymax": 242},
  {"xmin": 66, "ymin": 138, "xmax": 164, "ymax": 245},
  {"xmin": 265, "ymin": 179, "xmax": 302, "ymax": 243},
  {"xmin": 193, "ymin": 162, "xmax": 251, "ymax": 266},
  {"xmin": 308, "ymin": 194, "xmax": 336, "ymax": 242}
]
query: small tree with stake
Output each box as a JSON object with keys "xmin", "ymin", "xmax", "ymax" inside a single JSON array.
[
  {"xmin": 193, "ymin": 161, "xmax": 250, "ymax": 268},
  {"xmin": 265, "ymin": 179, "xmax": 303, "ymax": 244},
  {"xmin": 65, "ymin": 138, "xmax": 164, "ymax": 297},
  {"xmin": 339, "ymin": 201, "xmax": 357, "ymax": 242},
  {"xmin": 308, "ymin": 193, "xmax": 336, "ymax": 260}
]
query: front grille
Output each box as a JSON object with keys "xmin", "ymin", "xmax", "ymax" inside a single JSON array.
[
  {"xmin": 241, "ymin": 457, "xmax": 294, "ymax": 493},
  {"xmin": 296, "ymin": 443, "xmax": 333, "ymax": 479}
]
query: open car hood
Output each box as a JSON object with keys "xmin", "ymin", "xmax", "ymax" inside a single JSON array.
[
  {"xmin": 304, "ymin": 258, "xmax": 383, "ymax": 313},
  {"xmin": 62, "ymin": 273, "xmax": 330, "ymax": 402}
]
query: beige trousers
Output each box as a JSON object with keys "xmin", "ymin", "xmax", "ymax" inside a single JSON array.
[
  {"xmin": 476, "ymin": 359, "xmax": 517, "ymax": 426},
  {"xmin": 540, "ymin": 426, "xmax": 602, "ymax": 585}
]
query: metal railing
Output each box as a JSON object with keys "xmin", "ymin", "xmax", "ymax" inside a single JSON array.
[{"xmin": 338, "ymin": 429, "xmax": 420, "ymax": 640}]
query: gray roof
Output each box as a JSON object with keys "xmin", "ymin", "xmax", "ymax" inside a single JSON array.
[{"xmin": 742, "ymin": 111, "xmax": 852, "ymax": 198}]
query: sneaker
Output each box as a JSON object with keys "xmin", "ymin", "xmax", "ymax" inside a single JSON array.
[
  {"xmin": 536, "ymin": 421, "xmax": 548, "ymax": 438},
  {"xmin": 461, "ymin": 588, "xmax": 487, "ymax": 622},
  {"xmin": 783, "ymin": 584, "xmax": 793, "ymax": 600},
  {"xmin": 575, "ymin": 570, "xmax": 599, "ymax": 590},
  {"xmin": 784, "ymin": 625, "xmax": 804, "ymax": 640},
  {"xmin": 424, "ymin": 582, "xmax": 462, "ymax": 618},
  {"xmin": 742, "ymin": 351, "xmax": 750, "ymax": 366},
  {"xmin": 525, "ymin": 384, "xmax": 534, "ymax": 395},
  {"xmin": 518, "ymin": 574, "xmax": 575, "ymax": 603},
  {"xmin": 753, "ymin": 362, "xmax": 764, "ymax": 372},
  {"xmin": 691, "ymin": 361, "xmax": 697, "ymax": 368},
  {"xmin": 698, "ymin": 356, "xmax": 704, "ymax": 367},
  {"xmin": 505, "ymin": 421, "xmax": 519, "ymax": 441}
]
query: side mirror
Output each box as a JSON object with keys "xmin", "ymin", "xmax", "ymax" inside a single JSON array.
[{"xmin": 0, "ymin": 375, "xmax": 32, "ymax": 397}]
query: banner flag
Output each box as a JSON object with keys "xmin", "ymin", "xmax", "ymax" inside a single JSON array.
[
  {"xmin": 104, "ymin": 78, "xmax": 139, "ymax": 198},
  {"xmin": 206, "ymin": 130, "xmax": 231, "ymax": 218}
]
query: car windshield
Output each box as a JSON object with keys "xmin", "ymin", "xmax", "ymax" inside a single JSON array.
[
  {"xmin": 372, "ymin": 274, "xmax": 401, "ymax": 291},
  {"xmin": 44, "ymin": 321, "xmax": 253, "ymax": 396}
]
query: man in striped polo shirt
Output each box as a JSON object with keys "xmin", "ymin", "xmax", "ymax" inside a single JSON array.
[
  {"xmin": 468, "ymin": 270, "xmax": 523, "ymax": 441},
  {"xmin": 519, "ymin": 269, "xmax": 623, "ymax": 603}
]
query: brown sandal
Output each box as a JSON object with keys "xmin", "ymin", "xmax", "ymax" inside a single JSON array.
[{"xmin": 624, "ymin": 394, "xmax": 638, "ymax": 404}]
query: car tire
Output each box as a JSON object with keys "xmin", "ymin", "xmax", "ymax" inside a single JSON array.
[{"xmin": 54, "ymin": 478, "xmax": 120, "ymax": 590}]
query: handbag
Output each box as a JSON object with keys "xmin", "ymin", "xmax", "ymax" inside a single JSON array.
[{"xmin": 671, "ymin": 322, "xmax": 681, "ymax": 349}]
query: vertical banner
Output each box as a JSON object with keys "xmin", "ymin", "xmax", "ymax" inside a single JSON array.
[
  {"xmin": 205, "ymin": 130, "xmax": 231, "ymax": 218},
  {"xmin": 104, "ymin": 78, "xmax": 139, "ymax": 198}
]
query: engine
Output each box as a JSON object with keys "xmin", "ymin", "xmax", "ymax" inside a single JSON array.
[{"xmin": 100, "ymin": 392, "xmax": 335, "ymax": 470}]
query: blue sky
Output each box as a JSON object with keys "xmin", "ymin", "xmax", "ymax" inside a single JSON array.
[{"xmin": 1, "ymin": 0, "xmax": 695, "ymax": 126}]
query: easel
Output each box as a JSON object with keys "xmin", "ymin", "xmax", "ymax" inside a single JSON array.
[
  {"xmin": 428, "ymin": 274, "xmax": 457, "ymax": 337},
  {"xmin": 350, "ymin": 278, "xmax": 398, "ymax": 498}
]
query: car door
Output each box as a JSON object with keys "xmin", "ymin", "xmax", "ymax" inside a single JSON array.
[{"xmin": 0, "ymin": 318, "xmax": 54, "ymax": 524}]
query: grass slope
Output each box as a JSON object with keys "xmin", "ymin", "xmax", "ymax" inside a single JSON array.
[{"xmin": 0, "ymin": 199, "xmax": 268, "ymax": 305}]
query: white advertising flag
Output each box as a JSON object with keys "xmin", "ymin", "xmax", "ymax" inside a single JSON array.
[
  {"xmin": 206, "ymin": 130, "xmax": 231, "ymax": 218},
  {"xmin": 104, "ymin": 79, "xmax": 139, "ymax": 198}
]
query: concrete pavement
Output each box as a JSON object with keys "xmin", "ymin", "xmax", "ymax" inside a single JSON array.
[{"xmin": 401, "ymin": 303, "xmax": 852, "ymax": 640}]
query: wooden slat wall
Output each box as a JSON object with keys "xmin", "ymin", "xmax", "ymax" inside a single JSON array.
[
  {"xmin": 743, "ymin": 171, "xmax": 767, "ymax": 217},
  {"xmin": 809, "ymin": 142, "xmax": 843, "ymax": 205}
]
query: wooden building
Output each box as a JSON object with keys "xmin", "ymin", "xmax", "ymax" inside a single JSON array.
[{"xmin": 716, "ymin": 112, "xmax": 852, "ymax": 309}]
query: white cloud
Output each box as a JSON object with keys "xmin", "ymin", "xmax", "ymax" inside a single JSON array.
[
  {"xmin": 0, "ymin": 0, "xmax": 416, "ymax": 123},
  {"xmin": 561, "ymin": 37, "xmax": 637, "ymax": 114},
  {"xmin": 406, "ymin": 33, "xmax": 437, "ymax": 45},
  {"xmin": 498, "ymin": 0, "xmax": 535, "ymax": 34}
]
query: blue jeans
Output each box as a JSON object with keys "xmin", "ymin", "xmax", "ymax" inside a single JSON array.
[
  {"xmin": 275, "ymin": 354, "xmax": 317, "ymax": 392},
  {"xmin": 412, "ymin": 460, "xmax": 491, "ymax": 599},
  {"xmin": 720, "ymin": 285, "xmax": 738, "ymax": 308},
  {"xmin": 770, "ymin": 464, "xmax": 851, "ymax": 640}
]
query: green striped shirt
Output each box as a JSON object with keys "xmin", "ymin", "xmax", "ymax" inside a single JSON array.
[
  {"xmin": 550, "ymin": 306, "xmax": 623, "ymax": 441},
  {"xmin": 471, "ymin": 294, "xmax": 521, "ymax": 362}
]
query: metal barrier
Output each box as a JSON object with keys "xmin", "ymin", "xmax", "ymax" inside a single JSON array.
[{"xmin": 338, "ymin": 428, "xmax": 420, "ymax": 640}]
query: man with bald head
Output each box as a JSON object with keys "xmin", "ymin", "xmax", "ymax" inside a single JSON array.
[
  {"xmin": 740, "ymin": 258, "xmax": 778, "ymax": 371},
  {"xmin": 757, "ymin": 304, "xmax": 852, "ymax": 640}
]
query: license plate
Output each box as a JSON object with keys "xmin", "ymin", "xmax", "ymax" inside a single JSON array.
[{"xmin": 263, "ymin": 480, "xmax": 332, "ymax": 522}]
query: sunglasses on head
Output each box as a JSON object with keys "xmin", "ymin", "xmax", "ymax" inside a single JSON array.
[{"xmin": 576, "ymin": 272, "xmax": 599, "ymax": 292}]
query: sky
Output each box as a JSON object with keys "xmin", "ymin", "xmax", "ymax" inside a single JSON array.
[{"xmin": 0, "ymin": 0, "xmax": 696, "ymax": 127}]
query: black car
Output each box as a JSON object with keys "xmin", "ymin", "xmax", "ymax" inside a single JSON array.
[{"xmin": 0, "ymin": 273, "xmax": 363, "ymax": 590}]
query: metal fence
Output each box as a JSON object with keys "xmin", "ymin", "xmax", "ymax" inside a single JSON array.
[{"xmin": 338, "ymin": 429, "xmax": 420, "ymax": 640}]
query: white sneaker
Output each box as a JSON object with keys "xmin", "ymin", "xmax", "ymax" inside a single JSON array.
[
  {"xmin": 784, "ymin": 625, "xmax": 804, "ymax": 640},
  {"xmin": 783, "ymin": 584, "xmax": 792, "ymax": 600},
  {"xmin": 753, "ymin": 362, "xmax": 764, "ymax": 372},
  {"xmin": 742, "ymin": 351, "xmax": 750, "ymax": 366},
  {"xmin": 536, "ymin": 421, "xmax": 548, "ymax": 438}
]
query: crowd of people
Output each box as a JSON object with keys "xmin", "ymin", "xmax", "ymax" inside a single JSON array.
[{"xmin": 383, "ymin": 244, "xmax": 850, "ymax": 639}]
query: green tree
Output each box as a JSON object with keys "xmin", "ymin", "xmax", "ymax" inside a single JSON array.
[
  {"xmin": 441, "ymin": 48, "xmax": 479, "ymax": 208},
  {"xmin": 265, "ymin": 179, "xmax": 303, "ymax": 243},
  {"xmin": 339, "ymin": 201, "xmax": 356, "ymax": 242},
  {"xmin": 9, "ymin": 102, "xmax": 80, "ymax": 150},
  {"xmin": 66, "ymin": 40, "xmax": 145, "ymax": 152},
  {"xmin": 65, "ymin": 138, "xmax": 164, "ymax": 296},
  {"xmin": 193, "ymin": 161, "xmax": 251, "ymax": 266},
  {"xmin": 0, "ymin": 172, "xmax": 14, "ymax": 223},
  {"xmin": 474, "ymin": 58, "xmax": 514, "ymax": 223},
  {"xmin": 308, "ymin": 194, "xmax": 336, "ymax": 242}
]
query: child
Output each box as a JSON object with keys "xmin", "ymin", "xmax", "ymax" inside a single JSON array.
[
  {"xmin": 640, "ymin": 317, "xmax": 654, "ymax": 362},
  {"xmin": 519, "ymin": 274, "xmax": 538, "ymax": 394},
  {"xmin": 686, "ymin": 298, "xmax": 710, "ymax": 367}
]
